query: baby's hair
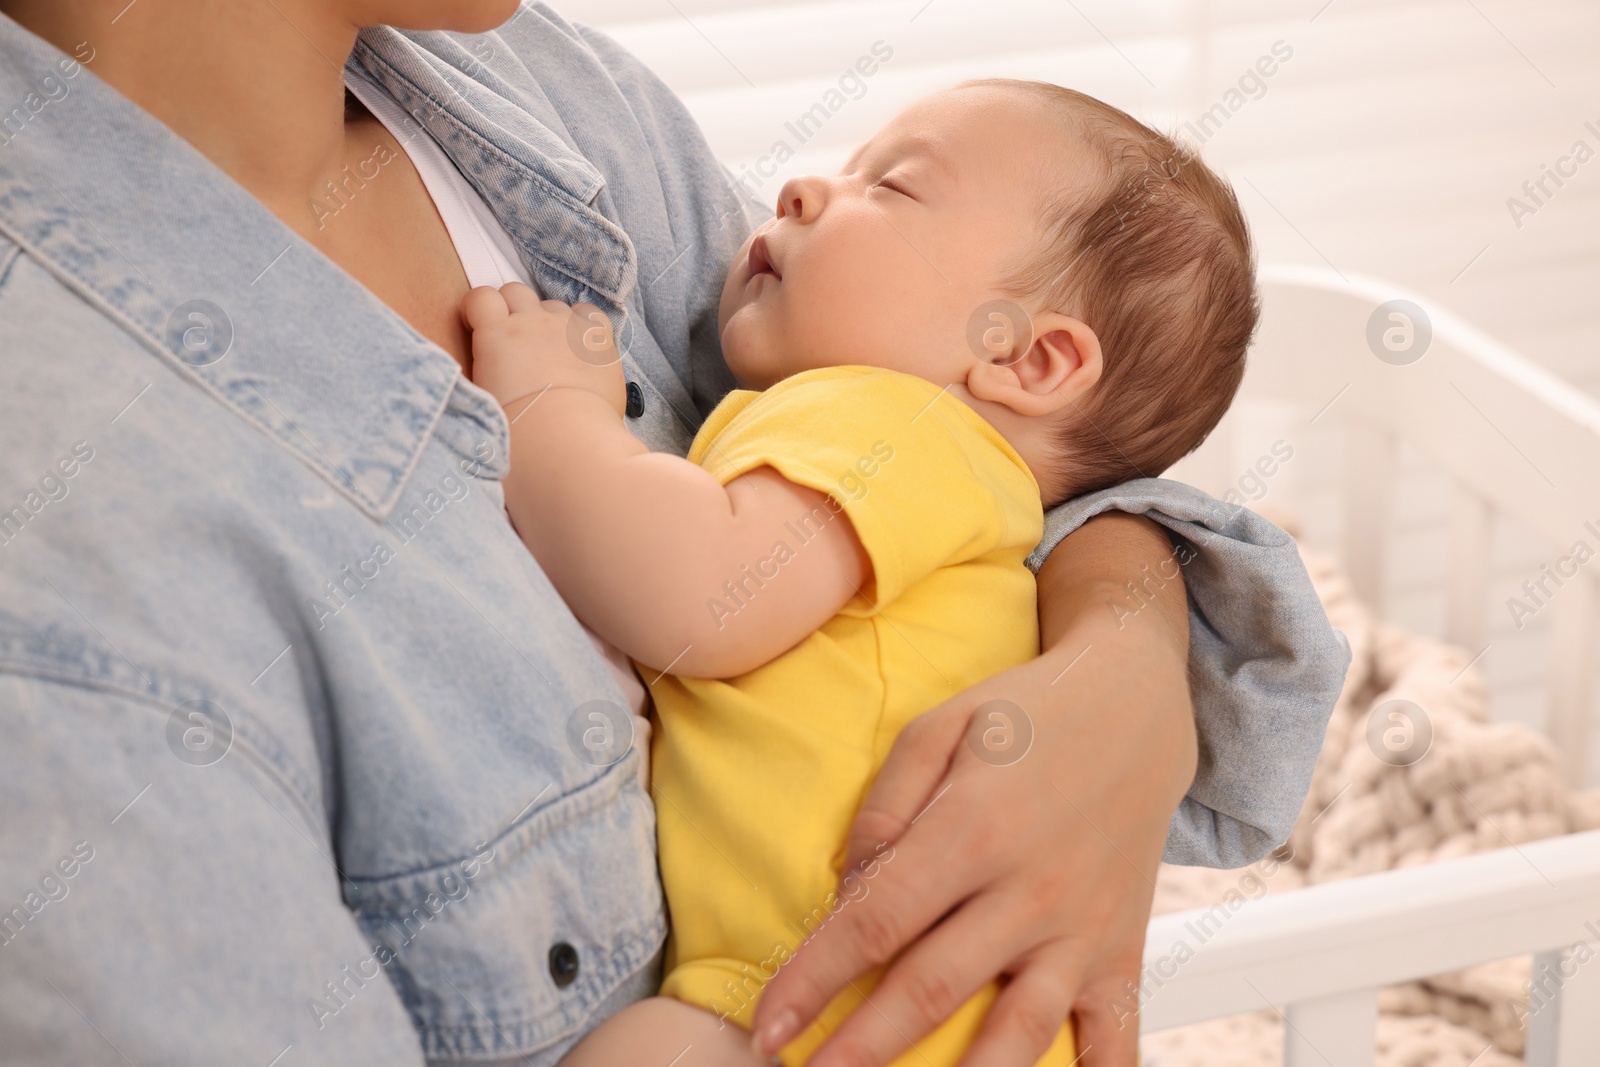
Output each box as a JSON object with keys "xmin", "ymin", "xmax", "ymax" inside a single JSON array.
[{"xmin": 965, "ymin": 79, "xmax": 1258, "ymax": 501}]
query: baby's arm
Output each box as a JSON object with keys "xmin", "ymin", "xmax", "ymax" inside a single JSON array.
[{"xmin": 464, "ymin": 284, "xmax": 869, "ymax": 679}]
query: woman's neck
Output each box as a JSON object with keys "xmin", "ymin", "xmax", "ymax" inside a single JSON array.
[{"xmin": 2, "ymin": 0, "xmax": 358, "ymax": 232}]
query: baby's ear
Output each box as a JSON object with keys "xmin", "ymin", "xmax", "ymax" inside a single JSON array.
[{"xmin": 965, "ymin": 308, "xmax": 1102, "ymax": 418}]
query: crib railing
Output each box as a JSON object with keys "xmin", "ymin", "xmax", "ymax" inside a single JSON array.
[
  {"xmin": 1139, "ymin": 829, "xmax": 1600, "ymax": 1064},
  {"xmin": 1187, "ymin": 265, "xmax": 1600, "ymax": 787},
  {"xmin": 1150, "ymin": 268, "xmax": 1600, "ymax": 1062}
]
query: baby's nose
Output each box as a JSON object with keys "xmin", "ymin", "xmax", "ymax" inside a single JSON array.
[{"xmin": 775, "ymin": 175, "xmax": 826, "ymax": 223}]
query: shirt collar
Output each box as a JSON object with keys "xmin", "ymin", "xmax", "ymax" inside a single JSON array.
[
  {"xmin": 0, "ymin": 16, "xmax": 634, "ymax": 519},
  {"xmin": 350, "ymin": 26, "xmax": 639, "ymax": 307}
]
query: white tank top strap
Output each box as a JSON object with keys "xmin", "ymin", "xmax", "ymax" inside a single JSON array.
[{"xmin": 344, "ymin": 70, "xmax": 534, "ymax": 294}]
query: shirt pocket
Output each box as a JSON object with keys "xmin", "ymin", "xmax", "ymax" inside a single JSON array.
[{"xmin": 341, "ymin": 754, "xmax": 665, "ymax": 1063}]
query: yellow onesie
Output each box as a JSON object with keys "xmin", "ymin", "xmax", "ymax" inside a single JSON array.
[{"xmin": 647, "ymin": 365, "xmax": 1076, "ymax": 1066}]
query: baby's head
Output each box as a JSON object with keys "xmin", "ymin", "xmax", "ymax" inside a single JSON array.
[{"xmin": 716, "ymin": 79, "xmax": 1257, "ymax": 505}]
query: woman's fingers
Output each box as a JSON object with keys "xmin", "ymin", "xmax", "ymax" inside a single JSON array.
[
  {"xmin": 752, "ymin": 805, "xmax": 990, "ymax": 1058},
  {"xmin": 754, "ymin": 700, "xmax": 974, "ymax": 1058},
  {"xmin": 957, "ymin": 953, "xmax": 1082, "ymax": 1067},
  {"xmin": 1067, "ymin": 972, "xmax": 1144, "ymax": 1067},
  {"xmin": 800, "ymin": 888, "xmax": 1040, "ymax": 1067},
  {"xmin": 839, "ymin": 701, "xmax": 966, "ymax": 876}
]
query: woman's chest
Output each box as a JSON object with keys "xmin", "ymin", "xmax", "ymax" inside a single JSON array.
[{"xmin": 309, "ymin": 117, "xmax": 476, "ymax": 372}]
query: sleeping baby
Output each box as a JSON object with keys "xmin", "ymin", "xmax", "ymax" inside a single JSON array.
[{"xmin": 462, "ymin": 78, "xmax": 1258, "ymax": 1067}]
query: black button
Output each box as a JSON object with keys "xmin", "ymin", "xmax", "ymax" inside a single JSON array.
[
  {"xmin": 624, "ymin": 381, "xmax": 644, "ymax": 418},
  {"xmin": 548, "ymin": 942, "xmax": 580, "ymax": 988}
]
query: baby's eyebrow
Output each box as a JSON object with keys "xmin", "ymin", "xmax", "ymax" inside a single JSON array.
[{"xmin": 840, "ymin": 136, "xmax": 952, "ymax": 181}]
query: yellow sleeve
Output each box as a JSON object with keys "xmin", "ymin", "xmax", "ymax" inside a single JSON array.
[{"xmin": 688, "ymin": 366, "xmax": 1037, "ymax": 607}]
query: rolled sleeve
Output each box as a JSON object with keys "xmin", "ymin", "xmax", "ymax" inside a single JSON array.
[{"xmin": 1029, "ymin": 478, "xmax": 1352, "ymax": 868}]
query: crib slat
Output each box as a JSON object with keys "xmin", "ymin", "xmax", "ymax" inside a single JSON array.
[
  {"xmin": 1342, "ymin": 422, "xmax": 1394, "ymax": 611},
  {"xmin": 1139, "ymin": 831, "xmax": 1600, "ymax": 1033},
  {"xmin": 1444, "ymin": 484, "xmax": 1491, "ymax": 653},
  {"xmin": 1283, "ymin": 987, "xmax": 1377, "ymax": 1067},
  {"xmin": 1525, "ymin": 942, "xmax": 1600, "ymax": 1066},
  {"xmin": 1548, "ymin": 574, "xmax": 1597, "ymax": 787}
]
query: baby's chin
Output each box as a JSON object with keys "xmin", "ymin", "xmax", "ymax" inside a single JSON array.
[
  {"xmin": 723, "ymin": 352, "xmax": 780, "ymax": 392},
  {"xmin": 719, "ymin": 323, "xmax": 783, "ymax": 391}
]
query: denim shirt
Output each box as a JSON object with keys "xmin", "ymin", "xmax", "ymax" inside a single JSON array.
[{"xmin": 0, "ymin": 6, "xmax": 1349, "ymax": 1065}]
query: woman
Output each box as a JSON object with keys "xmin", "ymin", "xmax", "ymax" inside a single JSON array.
[{"xmin": 0, "ymin": 2, "xmax": 1347, "ymax": 1065}]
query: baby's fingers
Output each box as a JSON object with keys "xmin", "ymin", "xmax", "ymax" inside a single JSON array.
[
  {"xmin": 498, "ymin": 281, "xmax": 541, "ymax": 313},
  {"xmin": 460, "ymin": 286, "xmax": 511, "ymax": 331}
]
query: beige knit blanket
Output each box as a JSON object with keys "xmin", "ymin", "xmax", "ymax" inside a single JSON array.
[{"xmin": 1142, "ymin": 526, "xmax": 1600, "ymax": 1067}]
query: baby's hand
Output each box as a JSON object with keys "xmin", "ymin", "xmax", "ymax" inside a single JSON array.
[{"xmin": 462, "ymin": 283, "xmax": 627, "ymax": 418}]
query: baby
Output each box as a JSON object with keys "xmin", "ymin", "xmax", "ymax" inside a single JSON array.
[{"xmin": 464, "ymin": 79, "xmax": 1257, "ymax": 1067}]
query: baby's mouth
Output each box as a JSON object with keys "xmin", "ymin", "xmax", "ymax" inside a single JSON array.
[{"xmin": 748, "ymin": 233, "xmax": 781, "ymax": 280}]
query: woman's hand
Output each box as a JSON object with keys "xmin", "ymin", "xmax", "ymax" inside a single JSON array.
[
  {"xmin": 751, "ymin": 513, "xmax": 1197, "ymax": 1067},
  {"xmin": 461, "ymin": 283, "xmax": 628, "ymax": 416}
]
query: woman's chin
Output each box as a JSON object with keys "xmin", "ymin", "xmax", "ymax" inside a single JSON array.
[
  {"xmin": 370, "ymin": 1, "xmax": 523, "ymax": 35},
  {"xmin": 456, "ymin": 2, "xmax": 524, "ymax": 33}
]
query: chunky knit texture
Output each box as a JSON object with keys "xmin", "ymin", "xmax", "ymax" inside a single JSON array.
[{"xmin": 1143, "ymin": 518, "xmax": 1600, "ymax": 1066}]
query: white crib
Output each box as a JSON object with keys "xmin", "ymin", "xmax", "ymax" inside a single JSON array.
[{"xmin": 1147, "ymin": 266, "xmax": 1600, "ymax": 1064}]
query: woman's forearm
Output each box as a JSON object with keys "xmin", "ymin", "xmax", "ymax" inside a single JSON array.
[
  {"xmin": 1035, "ymin": 511, "xmax": 1196, "ymax": 794},
  {"xmin": 1037, "ymin": 510, "xmax": 1189, "ymax": 664}
]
